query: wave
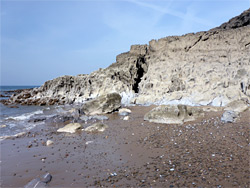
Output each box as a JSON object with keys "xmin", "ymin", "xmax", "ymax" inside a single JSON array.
[{"xmin": 7, "ymin": 109, "xmax": 44, "ymax": 121}]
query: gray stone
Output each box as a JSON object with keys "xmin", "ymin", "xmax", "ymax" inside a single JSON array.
[
  {"xmin": 24, "ymin": 173, "xmax": 52, "ymax": 188},
  {"xmin": 81, "ymin": 93, "xmax": 121, "ymax": 115},
  {"xmin": 84, "ymin": 122, "xmax": 108, "ymax": 132},
  {"xmin": 221, "ymin": 110, "xmax": 238, "ymax": 123},
  {"xmin": 144, "ymin": 105, "xmax": 204, "ymax": 124}
]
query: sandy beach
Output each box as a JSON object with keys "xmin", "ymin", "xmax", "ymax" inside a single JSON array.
[{"xmin": 1, "ymin": 105, "xmax": 249, "ymax": 187}]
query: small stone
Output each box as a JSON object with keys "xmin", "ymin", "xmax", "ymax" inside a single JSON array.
[
  {"xmin": 86, "ymin": 141, "xmax": 94, "ymax": 145},
  {"xmin": 123, "ymin": 116, "xmax": 130, "ymax": 121},
  {"xmin": 118, "ymin": 108, "xmax": 131, "ymax": 116},
  {"xmin": 46, "ymin": 140, "xmax": 54, "ymax": 146}
]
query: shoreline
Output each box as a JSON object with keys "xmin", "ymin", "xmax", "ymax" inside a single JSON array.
[{"xmin": 1, "ymin": 105, "xmax": 249, "ymax": 187}]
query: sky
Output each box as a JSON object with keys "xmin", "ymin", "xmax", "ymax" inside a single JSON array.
[{"xmin": 1, "ymin": 0, "xmax": 249, "ymax": 86}]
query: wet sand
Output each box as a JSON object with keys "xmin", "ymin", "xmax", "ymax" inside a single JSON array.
[{"xmin": 1, "ymin": 105, "xmax": 249, "ymax": 187}]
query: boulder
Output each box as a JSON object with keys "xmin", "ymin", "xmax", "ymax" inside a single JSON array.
[
  {"xmin": 224, "ymin": 100, "xmax": 248, "ymax": 113},
  {"xmin": 221, "ymin": 110, "xmax": 238, "ymax": 123},
  {"xmin": 57, "ymin": 123, "xmax": 82, "ymax": 133},
  {"xmin": 84, "ymin": 122, "xmax": 108, "ymax": 132},
  {"xmin": 144, "ymin": 105, "xmax": 204, "ymax": 124},
  {"xmin": 81, "ymin": 93, "xmax": 121, "ymax": 115}
]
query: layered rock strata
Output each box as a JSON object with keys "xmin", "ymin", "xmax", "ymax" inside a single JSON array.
[{"xmin": 5, "ymin": 9, "xmax": 250, "ymax": 106}]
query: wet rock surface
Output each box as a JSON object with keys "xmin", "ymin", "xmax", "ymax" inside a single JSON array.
[{"xmin": 1, "ymin": 106, "xmax": 249, "ymax": 187}]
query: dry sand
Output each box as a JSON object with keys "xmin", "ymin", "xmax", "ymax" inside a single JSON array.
[{"xmin": 1, "ymin": 105, "xmax": 249, "ymax": 187}]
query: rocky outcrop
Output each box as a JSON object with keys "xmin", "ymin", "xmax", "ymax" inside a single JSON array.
[
  {"xmin": 144, "ymin": 105, "xmax": 204, "ymax": 124},
  {"xmin": 80, "ymin": 93, "xmax": 121, "ymax": 115},
  {"xmin": 213, "ymin": 9, "xmax": 250, "ymax": 30},
  {"xmin": 5, "ymin": 9, "xmax": 250, "ymax": 107}
]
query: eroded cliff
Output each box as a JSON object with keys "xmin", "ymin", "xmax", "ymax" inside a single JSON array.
[{"xmin": 5, "ymin": 9, "xmax": 250, "ymax": 106}]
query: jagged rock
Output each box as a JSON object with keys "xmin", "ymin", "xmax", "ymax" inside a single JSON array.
[
  {"xmin": 84, "ymin": 122, "xmax": 108, "ymax": 132},
  {"xmin": 214, "ymin": 8, "xmax": 250, "ymax": 30},
  {"xmin": 221, "ymin": 111, "xmax": 238, "ymax": 123},
  {"xmin": 118, "ymin": 108, "xmax": 132, "ymax": 116},
  {"xmin": 24, "ymin": 173, "xmax": 52, "ymax": 188},
  {"xmin": 57, "ymin": 123, "xmax": 81, "ymax": 133},
  {"xmin": 144, "ymin": 105, "xmax": 204, "ymax": 124},
  {"xmin": 224, "ymin": 100, "xmax": 248, "ymax": 113},
  {"xmin": 81, "ymin": 93, "xmax": 121, "ymax": 115},
  {"xmin": 4, "ymin": 9, "xmax": 250, "ymax": 107}
]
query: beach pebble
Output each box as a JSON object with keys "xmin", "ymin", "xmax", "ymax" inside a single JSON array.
[
  {"xmin": 123, "ymin": 116, "xmax": 130, "ymax": 121},
  {"xmin": 46, "ymin": 140, "xmax": 54, "ymax": 146},
  {"xmin": 86, "ymin": 141, "xmax": 94, "ymax": 145},
  {"xmin": 0, "ymin": 125, "xmax": 7, "ymax": 128}
]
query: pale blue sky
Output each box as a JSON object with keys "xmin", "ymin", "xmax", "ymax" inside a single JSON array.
[{"xmin": 1, "ymin": 0, "xmax": 249, "ymax": 85}]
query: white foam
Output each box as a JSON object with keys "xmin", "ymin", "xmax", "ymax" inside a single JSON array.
[
  {"xmin": 121, "ymin": 91, "xmax": 136, "ymax": 106},
  {"xmin": 7, "ymin": 110, "xmax": 43, "ymax": 121}
]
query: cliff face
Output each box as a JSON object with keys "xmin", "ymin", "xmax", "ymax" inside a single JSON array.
[{"xmin": 6, "ymin": 9, "xmax": 250, "ymax": 106}]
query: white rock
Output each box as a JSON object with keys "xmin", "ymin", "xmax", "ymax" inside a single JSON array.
[
  {"xmin": 84, "ymin": 122, "xmax": 108, "ymax": 132},
  {"xmin": 119, "ymin": 108, "xmax": 132, "ymax": 116},
  {"xmin": 123, "ymin": 116, "xmax": 130, "ymax": 121},
  {"xmin": 46, "ymin": 140, "xmax": 54, "ymax": 146},
  {"xmin": 57, "ymin": 123, "xmax": 82, "ymax": 133}
]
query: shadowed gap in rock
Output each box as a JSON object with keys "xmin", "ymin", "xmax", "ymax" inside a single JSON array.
[{"xmin": 132, "ymin": 57, "xmax": 146, "ymax": 93}]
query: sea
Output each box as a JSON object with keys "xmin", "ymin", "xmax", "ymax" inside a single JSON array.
[{"xmin": 0, "ymin": 86, "xmax": 55, "ymax": 139}]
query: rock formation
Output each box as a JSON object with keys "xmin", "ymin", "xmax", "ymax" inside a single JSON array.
[
  {"xmin": 80, "ymin": 93, "xmax": 121, "ymax": 115},
  {"xmin": 5, "ymin": 9, "xmax": 250, "ymax": 106},
  {"xmin": 144, "ymin": 105, "xmax": 204, "ymax": 124}
]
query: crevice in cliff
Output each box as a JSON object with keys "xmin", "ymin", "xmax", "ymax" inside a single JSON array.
[
  {"xmin": 185, "ymin": 35, "xmax": 202, "ymax": 52},
  {"xmin": 132, "ymin": 57, "xmax": 147, "ymax": 93}
]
